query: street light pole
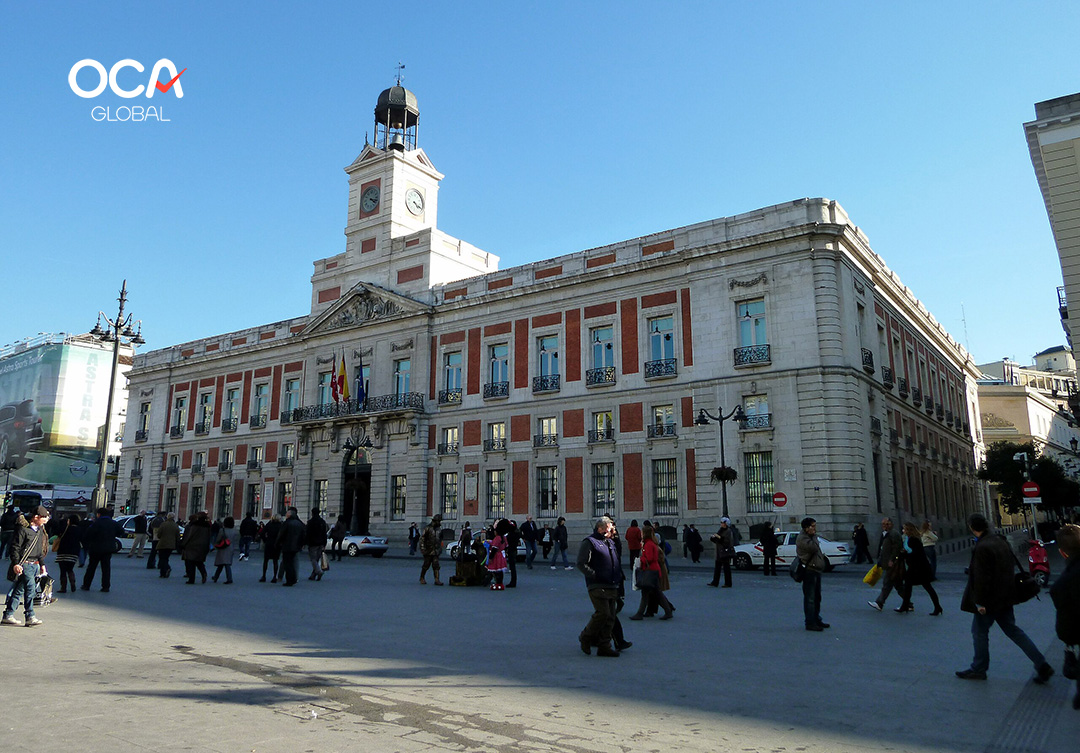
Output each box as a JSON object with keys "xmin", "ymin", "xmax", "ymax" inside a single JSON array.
[
  {"xmin": 90, "ymin": 281, "xmax": 144, "ymax": 512},
  {"xmin": 695, "ymin": 405, "xmax": 747, "ymax": 518}
]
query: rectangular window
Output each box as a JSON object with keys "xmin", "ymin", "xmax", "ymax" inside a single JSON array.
[
  {"xmin": 652, "ymin": 458, "xmax": 678, "ymax": 516},
  {"xmin": 172, "ymin": 396, "xmax": 187, "ymax": 429},
  {"xmin": 744, "ymin": 451, "xmax": 774, "ymax": 513},
  {"xmin": 217, "ymin": 484, "xmax": 233, "ymax": 518},
  {"xmin": 250, "ymin": 445, "xmax": 263, "ymax": 464},
  {"xmin": 190, "ymin": 485, "xmax": 203, "ymax": 513},
  {"xmin": 395, "ymin": 359, "xmax": 411, "ymax": 394},
  {"xmin": 648, "ymin": 316, "xmax": 675, "ymax": 361},
  {"xmin": 164, "ymin": 488, "xmax": 177, "ymax": 513},
  {"xmin": 391, "ymin": 475, "xmax": 407, "ymax": 520},
  {"xmin": 593, "ymin": 410, "xmax": 613, "ymax": 438},
  {"xmin": 591, "ymin": 326, "xmax": 614, "ymax": 368},
  {"xmin": 444, "ymin": 352, "xmax": 463, "ymax": 391},
  {"xmin": 283, "ymin": 378, "xmax": 300, "ymax": 415},
  {"xmin": 168, "ymin": 454, "xmax": 179, "ymax": 473},
  {"xmin": 198, "ymin": 392, "xmax": 213, "ymax": 425},
  {"xmin": 224, "ymin": 388, "xmax": 240, "ymax": 421},
  {"xmin": 486, "ymin": 469, "xmax": 506, "ymax": 519},
  {"xmin": 440, "ymin": 426, "xmax": 459, "ymax": 454},
  {"xmin": 138, "ymin": 402, "xmax": 151, "ymax": 431},
  {"xmin": 246, "ymin": 484, "xmax": 260, "ymax": 517},
  {"xmin": 742, "ymin": 394, "xmax": 770, "ymax": 429},
  {"xmin": 282, "ymin": 442, "xmax": 295, "ymax": 462},
  {"xmin": 278, "ymin": 481, "xmax": 292, "ymax": 515},
  {"xmin": 592, "ymin": 462, "xmax": 616, "ymax": 517},
  {"xmin": 538, "ymin": 335, "xmax": 560, "ymax": 376},
  {"xmin": 652, "ymin": 404, "xmax": 674, "ymax": 427},
  {"xmin": 537, "ymin": 466, "xmax": 559, "ymax": 518},
  {"xmin": 315, "ymin": 479, "xmax": 328, "ymax": 512},
  {"xmin": 489, "ymin": 344, "xmax": 509, "ymax": 383},
  {"xmin": 317, "ymin": 372, "xmax": 332, "ymax": 405},
  {"xmin": 440, "ymin": 472, "xmax": 459, "ymax": 519},
  {"xmin": 222, "ymin": 448, "xmax": 234, "ymax": 467},
  {"xmin": 539, "ymin": 416, "xmax": 557, "ymax": 441},
  {"xmin": 129, "ymin": 487, "xmax": 140, "ymax": 511},
  {"xmin": 193, "ymin": 451, "xmax": 205, "ymax": 471},
  {"xmin": 737, "ymin": 299, "xmax": 767, "ymax": 346},
  {"xmin": 490, "ymin": 422, "xmax": 506, "ymax": 441},
  {"xmin": 252, "ymin": 383, "xmax": 269, "ymax": 419}
]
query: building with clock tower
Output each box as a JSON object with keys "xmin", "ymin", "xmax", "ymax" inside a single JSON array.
[{"xmin": 116, "ymin": 83, "xmax": 989, "ymax": 547}]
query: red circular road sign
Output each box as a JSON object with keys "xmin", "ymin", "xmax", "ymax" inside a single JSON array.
[
  {"xmin": 1021, "ymin": 482, "xmax": 1040, "ymax": 498},
  {"xmin": 773, "ymin": 492, "xmax": 788, "ymax": 507}
]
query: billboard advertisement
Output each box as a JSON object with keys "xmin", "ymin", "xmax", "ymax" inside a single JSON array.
[{"xmin": 0, "ymin": 340, "xmax": 126, "ymax": 493}]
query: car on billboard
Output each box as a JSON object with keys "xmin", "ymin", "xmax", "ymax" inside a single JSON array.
[{"xmin": 0, "ymin": 399, "xmax": 45, "ymax": 466}]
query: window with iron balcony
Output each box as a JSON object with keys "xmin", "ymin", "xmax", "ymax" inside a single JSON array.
[
  {"xmin": 882, "ymin": 366, "xmax": 894, "ymax": 388},
  {"xmin": 221, "ymin": 417, "xmax": 238, "ymax": 433},
  {"xmin": 169, "ymin": 426, "xmax": 183, "ymax": 439},
  {"xmin": 646, "ymin": 422, "xmax": 677, "ymax": 439},
  {"xmin": 646, "ymin": 316, "xmax": 677, "ymax": 378},
  {"xmin": 249, "ymin": 414, "xmax": 267, "ymax": 429},
  {"xmin": 588, "ymin": 326, "xmax": 616, "ymax": 386},
  {"xmin": 483, "ymin": 437, "xmax": 506, "ymax": 452},
  {"xmin": 135, "ymin": 429, "xmax": 148, "ymax": 442},
  {"xmin": 861, "ymin": 348, "xmax": 875, "ymax": 373},
  {"xmin": 534, "ymin": 336, "xmax": 560, "ymax": 393},
  {"xmin": 218, "ymin": 461, "xmax": 232, "ymax": 473},
  {"xmin": 897, "ymin": 377, "xmax": 909, "ymax": 397}
]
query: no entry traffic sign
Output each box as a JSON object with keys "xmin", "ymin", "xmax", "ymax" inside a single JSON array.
[
  {"xmin": 773, "ymin": 492, "xmax": 788, "ymax": 507},
  {"xmin": 1021, "ymin": 482, "xmax": 1041, "ymax": 498}
]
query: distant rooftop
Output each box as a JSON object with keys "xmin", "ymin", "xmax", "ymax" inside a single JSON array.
[{"xmin": 1035, "ymin": 93, "xmax": 1080, "ymax": 120}]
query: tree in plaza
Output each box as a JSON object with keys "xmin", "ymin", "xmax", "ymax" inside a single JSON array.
[{"xmin": 978, "ymin": 440, "xmax": 1077, "ymax": 519}]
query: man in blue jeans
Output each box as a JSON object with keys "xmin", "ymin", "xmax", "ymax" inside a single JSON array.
[
  {"xmin": 520, "ymin": 515, "xmax": 538, "ymax": 569},
  {"xmin": 796, "ymin": 517, "xmax": 829, "ymax": 632},
  {"xmin": 550, "ymin": 517, "xmax": 572, "ymax": 569},
  {"xmin": 2, "ymin": 505, "xmax": 49, "ymax": 627},
  {"xmin": 956, "ymin": 513, "xmax": 1054, "ymax": 682}
]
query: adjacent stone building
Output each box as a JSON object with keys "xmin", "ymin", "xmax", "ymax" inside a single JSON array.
[{"xmin": 117, "ymin": 85, "xmax": 987, "ymax": 542}]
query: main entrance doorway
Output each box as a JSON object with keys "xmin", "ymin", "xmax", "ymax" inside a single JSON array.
[{"xmin": 342, "ymin": 447, "xmax": 372, "ymax": 534}]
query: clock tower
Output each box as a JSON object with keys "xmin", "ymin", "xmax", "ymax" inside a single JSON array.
[{"xmin": 309, "ymin": 84, "xmax": 498, "ymax": 314}]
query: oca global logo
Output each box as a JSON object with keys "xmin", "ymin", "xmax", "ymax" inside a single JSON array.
[{"xmin": 69, "ymin": 58, "xmax": 186, "ymax": 122}]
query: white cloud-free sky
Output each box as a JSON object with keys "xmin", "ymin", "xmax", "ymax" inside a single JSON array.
[{"xmin": 1, "ymin": 1, "xmax": 1075, "ymax": 365}]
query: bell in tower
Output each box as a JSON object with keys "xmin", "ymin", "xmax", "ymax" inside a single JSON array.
[{"xmin": 374, "ymin": 84, "xmax": 419, "ymax": 152}]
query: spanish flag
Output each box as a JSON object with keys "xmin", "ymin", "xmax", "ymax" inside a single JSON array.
[{"xmin": 337, "ymin": 349, "xmax": 350, "ymax": 402}]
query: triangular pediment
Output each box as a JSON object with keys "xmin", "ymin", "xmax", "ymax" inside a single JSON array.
[
  {"xmin": 302, "ymin": 281, "xmax": 432, "ymax": 336},
  {"xmin": 345, "ymin": 145, "xmax": 441, "ymax": 179}
]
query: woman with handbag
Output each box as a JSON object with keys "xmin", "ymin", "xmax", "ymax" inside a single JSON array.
[
  {"xmin": 211, "ymin": 516, "xmax": 236, "ymax": 584},
  {"xmin": 898, "ymin": 522, "xmax": 942, "ymax": 615},
  {"xmin": 629, "ymin": 526, "xmax": 674, "ymax": 620}
]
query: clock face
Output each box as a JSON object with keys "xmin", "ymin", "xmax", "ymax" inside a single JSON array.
[
  {"xmin": 405, "ymin": 188, "xmax": 425, "ymax": 216},
  {"xmin": 361, "ymin": 185, "xmax": 380, "ymax": 213}
]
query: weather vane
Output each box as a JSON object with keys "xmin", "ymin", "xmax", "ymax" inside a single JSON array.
[{"xmin": 395, "ymin": 62, "xmax": 405, "ymax": 86}]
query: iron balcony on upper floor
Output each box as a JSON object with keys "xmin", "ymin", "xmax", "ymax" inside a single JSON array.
[{"xmin": 288, "ymin": 392, "xmax": 426, "ymax": 424}]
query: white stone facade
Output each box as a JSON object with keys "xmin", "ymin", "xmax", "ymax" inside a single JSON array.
[{"xmin": 117, "ymin": 89, "xmax": 987, "ymax": 543}]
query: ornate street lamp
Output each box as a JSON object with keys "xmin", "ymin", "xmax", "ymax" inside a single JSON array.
[
  {"xmin": 695, "ymin": 405, "xmax": 747, "ymax": 518},
  {"xmin": 90, "ymin": 281, "xmax": 144, "ymax": 511}
]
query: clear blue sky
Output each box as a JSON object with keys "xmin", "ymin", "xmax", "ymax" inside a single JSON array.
[{"xmin": 1, "ymin": 2, "xmax": 1076, "ymax": 366}]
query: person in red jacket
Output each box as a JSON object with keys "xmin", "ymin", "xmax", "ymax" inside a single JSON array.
[
  {"xmin": 624, "ymin": 520, "xmax": 642, "ymax": 563},
  {"xmin": 629, "ymin": 525, "xmax": 674, "ymax": 620}
]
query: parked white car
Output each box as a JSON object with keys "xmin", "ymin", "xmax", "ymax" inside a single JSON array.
[
  {"xmin": 340, "ymin": 533, "xmax": 389, "ymax": 558},
  {"xmin": 733, "ymin": 531, "xmax": 848, "ymax": 572}
]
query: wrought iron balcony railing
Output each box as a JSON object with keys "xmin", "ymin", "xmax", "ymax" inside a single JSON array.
[
  {"xmin": 166, "ymin": 465, "xmax": 179, "ymax": 476},
  {"xmin": 861, "ymin": 348, "xmax": 875, "ymax": 373},
  {"xmin": 129, "ymin": 468, "xmax": 142, "ymax": 479},
  {"xmin": 912, "ymin": 386, "xmax": 922, "ymax": 404},
  {"xmin": 221, "ymin": 417, "xmax": 238, "ymax": 433},
  {"xmin": 289, "ymin": 393, "xmax": 426, "ymax": 423},
  {"xmin": 169, "ymin": 426, "xmax": 183, "ymax": 439},
  {"xmin": 437, "ymin": 442, "xmax": 459, "ymax": 456},
  {"xmin": 277, "ymin": 457, "xmax": 293, "ymax": 468},
  {"xmin": 733, "ymin": 344, "xmax": 770, "ymax": 366},
  {"xmin": 889, "ymin": 428, "xmax": 899, "ymax": 444},
  {"xmin": 897, "ymin": 377, "xmax": 909, "ymax": 397},
  {"xmin": 280, "ymin": 408, "xmax": 294, "ymax": 425},
  {"xmin": 246, "ymin": 459, "xmax": 262, "ymax": 471},
  {"xmin": 250, "ymin": 414, "xmax": 267, "ymax": 429},
  {"xmin": 192, "ymin": 463, "xmax": 204, "ymax": 475},
  {"xmin": 484, "ymin": 381, "xmax": 509, "ymax": 399},
  {"xmin": 646, "ymin": 422, "xmax": 677, "ymax": 439},
  {"xmin": 438, "ymin": 389, "xmax": 463, "ymax": 406},
  {"xmin": 532, "ymin": 375, "xmax": 561, "ymax": 394},
  {"xmin": 533, "ymin": 433, "xmax": 559, "ymax": 448},
  {"xmin": 195, "ymin": 422, "xmax": 210, "ymax": 435},
  {"xmin": 483, "ymin": 438, "xmax": 507, "ymax": 452},
  {"xmin": 586, "ymin": 366, "xmax": 617, "ymax": 387},
  {"xmin": 588, "ymin": 428, "xmax": 615, "ymax": 443},
  {"xmin": 218, "ymin": 462, "xmax": 232, "ymax": 473},
  {"xmin": 644, "ymin": 358, "xmax": 678, "ymax": 378},
  {"xmin": 742, "ymin": 413, "xmax": 772, "ymax": 430},
  {"xmin": 882, "ymin": 366, "xmax": 894, "ymax": 389},
  {"xmin": 870, "ymin": 417, "xmax": 882, "ymax": 434},
  {"xmin": 904, "ymin": 436, "xmax": 914, "ymax": 450},
  {"xmin": 924, "ymin": 395, "xmax": 934, "ymax": 413},
  {"xmin": 935, "ymin": 404, "xmax": 944, "ymax": 420},
  {"xmin": 135, "ymin": 429, "xmax": 148, "ymax": 442}
]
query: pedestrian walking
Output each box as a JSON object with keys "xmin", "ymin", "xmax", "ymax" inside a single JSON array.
[
  {"xmin": 796, "ymin": 517, "xmax": 829, "ymax": 632},
  {"xmin": 2, "ymin": 505, "xmax": 48, "ymax": 627},
  {"xmin": 238, "ymin": 513, "xmax": 259, "ymax": 561},
  {"xmin": 550, "ymin": 517, "xmax": 572, "ymax": 569},
  {"xmin": 419, "ymin": 515, "xmax": 444, "ymax": 585},
  {"xmin": 576, "ymin": 517, "xmax": 624, "ymax": 657},
  {"xmin": 260, "ymin": 514, "xmax": 283, "ymax": 582},
  {"xmin": 155, "ymin": 513, "xmax": 180, "ymax": 578},
  {"xmin": 54, "ymin": 513, "xmax": 81, "ymax": 594},
  {"xmin": 920, "ymin": 520, "xmax": 939, "ymax": 580},
  {"xmin": 277, "ymin": 507, "xmax": 305, "ymax": 586},
  {"xmin": 306, "ymin": 508, "xmax": 328, "ymax": 581},
  {"xmin": 329, "ymin": 515, "xmax": 347, "ymax": 561},
  {"xmin": 1049, "ymin": 523, "xmax": 1080, "ymax": 709},
  {"xmin": 682, "ymin": 524, "xmax": 691, "ymax": 558},
  {"xmin": 685, "ymin": 524, "xmax": 703, "ymax": 563},
  {"xmin": 540, "ymin": 524, "xmax": 553, "ymax": 559},
  {"xmin": 852, "ymin": 523, "xmax": 871, "ymax": 564},
  {"xmin": 707, "ymin": 518, "xmax": 734, "ymax": 587},
  {"xmin": 629, "ymin": 525, "xmax": 674, "ymax": 620},
  {"xmin": 897, "ymin": 522, "xmax": 942, "ymax": 615},
  {"xmin": 520, "ymin": 515, "xmax": 538, "ymax": 569},
  {"xmin": 211, "ymin": 517, "xmax": 236, "ymax": 584},
  {"xmin": 127, "ymin": 511, "xmax": 148, "ymax": 558},
  {"xmin": 760, "ymin": 524, "xmax": 778, "ymax": 576},
  {"xmin": 81, "ymin": 508, "xmax": 122, "ymax": 592},
  {"xmin": 955, "ymin": 513, "xmax": 1054, "ymax": 683},
  {"xmin": 408, "ymin": 522, "xmax": 420, "ymax": 556},
  {"xmin": 146, "ymin": 511, "xmax": 165, "ymax": 570},
  {"xmin": 180, "ymin": 512, "xmax": 211, "ymax": 584},
  {"xmin": 868, "ymin": 518, "xmax": 903, "ymax": 611},
  {"xmin": 505, "ymin": 519, "xmax": 520, "ymax": 587},
  {"xmin": 625, "ymin": 520, "xmax": 642, "ymax": 564},
  {"xmin": 487, "ymin": 519, "xmax": 510, "ymax": 590}
]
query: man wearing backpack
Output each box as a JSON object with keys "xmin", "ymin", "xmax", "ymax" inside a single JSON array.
[{"xmin": 955, "ymin": 513, "xmax": 1054, "ymax": 683}]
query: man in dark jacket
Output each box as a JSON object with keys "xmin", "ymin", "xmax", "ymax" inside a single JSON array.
[
  {"xmin": 760, "ymin": 524, "xmax": 779, "ymax": 576},
  {"xmin": 238, "ymin": 514, "xmax": 259, "ymax": 561},
  {"xmin": 1050, "ymin": 523, "xmax": 1080, "ymax": 708},
  {"xmin": 956, "ymin": 513, "xmax": 1054, "ymax": 682},
  {"xmin": 2, "ymin": 505, "xmax": 48, "ymax": 626},
  {"xmin": 576, "ymin": 517, "xmax": 624, "ymax": 657},
  {"xmin": 852, "ymin": 523, "xmax": 871, "ymax": 564},
  {"xmin": 520, "ymin": 515, "xmax": 538, "ymax": 569},
  {"xmin": 260, "ymin": 514, "xmax": 283, "ymax": 583},
  {"xmin": 276, "ymin": 507, "xmax": 306, "ymax": 586},
  {"xmin": 868, "ymin": 518, "xmax": 903, "ymax": 611},
  {"xmin": 796, "ymin": 517, "xmax": 829, "ymax": 631},
  {"xmin": 306, "ymin": 508, "xmax": 328, "ymax": 581},
  {"xmin": 81, "ymin": 508, "xmax": 122, "ymax": 592},
  {"xmin": 128, "ymin": 511, "xmax": 149, "ymax": 558},
  {"xmin": 550, "ymin": 517, "xmax": 570, "ymax": 569},
  {"xmin": 708, "ymin": 517, "xmax": 734, "ymax": 587},
  {"xmin": 0, "ymin": 504, "xmax": 20, "ymax": 559}
]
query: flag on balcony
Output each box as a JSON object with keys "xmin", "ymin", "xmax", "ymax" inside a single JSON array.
[
  {"xmin": 337, "ymin": 349, "xmax": 350, "ymax": 402},
  {"xmin": 330, "ymin": 349, "xmax": 340, "ymax": 403},
  {"xmin": 354, "ymin": 342, "xmax": 366, "ymax": 403}
]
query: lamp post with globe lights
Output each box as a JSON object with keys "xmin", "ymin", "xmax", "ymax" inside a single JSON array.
[
  {"xmin": 694, "ymin": 405, "xmax": 747, "ymax": 519},
  {"xmin": 89, "ymin": 281, "xmax": 144, "ymax": 511}
]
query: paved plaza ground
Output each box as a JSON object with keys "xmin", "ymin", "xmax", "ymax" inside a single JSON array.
[{"xmin": 3, "ymin": 546, "xmax": 1077, "ymax": 753}]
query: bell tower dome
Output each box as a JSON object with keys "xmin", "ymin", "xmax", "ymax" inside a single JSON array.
[{"xmin": 374, "ymin": 85, "xmax": 420, "ymax": 152}]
